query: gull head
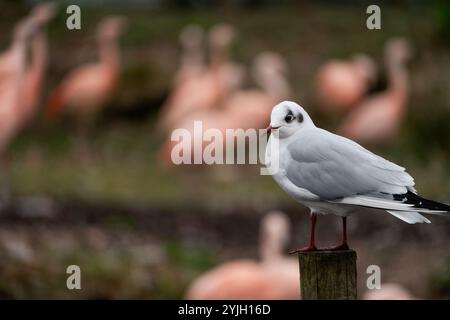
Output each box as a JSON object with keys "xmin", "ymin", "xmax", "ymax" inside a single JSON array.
[{"xmin": 268, "ymin": 101, "xmax": 314, "ymax": 138}]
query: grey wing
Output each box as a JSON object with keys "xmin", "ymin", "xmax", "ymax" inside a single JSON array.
[{"xmin": 285, "ymin": 129, "xmax": 415, "ymax": 200}]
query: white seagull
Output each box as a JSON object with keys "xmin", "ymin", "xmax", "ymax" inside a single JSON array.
[{"xmin": 265, "ymin": 101, "xmax": 450, "ymax": 252}]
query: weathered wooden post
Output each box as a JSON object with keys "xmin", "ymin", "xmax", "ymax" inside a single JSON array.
[{"xmin": 298, "ymin": 250, "xmax": 357, "ymax": 300}]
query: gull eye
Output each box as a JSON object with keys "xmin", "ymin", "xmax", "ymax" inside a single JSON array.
[{"xmin": 284, "ymin": 113, "xmax": 295, "ymax": 123}]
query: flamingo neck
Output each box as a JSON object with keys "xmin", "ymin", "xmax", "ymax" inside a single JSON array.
[
  {"xmin": 208, "ymin": 48, "xmax": 230, "ymax": 105},
  {"xmin": 181, "ymin": 46, "xmax": 204, "ymax": 71},
  {"xmin": 260, "ymin": 234, "xmax": 285, "ymax": 263},
  {"xmin": 386, "ymin": 57, "xmax": 409, "ymax": 106},
  {"xmin": 11, "ymin": 37, "xmax": 27, "ymax": 65},
  {"xmin": 99, "ymin": 38, "xmax": 120, "ymax": 73},
  {"xmin": 210, "ymin": 46, "xmax": 228, "ymax": 69},
  {"xmin": 28, "ymin": 31, "xmax": 48, "ymax": 85},
  {"xmin": 257, "ymin": 71, "xmax": 291, "ymax": 100}
]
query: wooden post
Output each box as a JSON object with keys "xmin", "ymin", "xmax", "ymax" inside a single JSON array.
[{"xmin": 298, "ymin": 250, "xmax": 357, "ymax": 300}]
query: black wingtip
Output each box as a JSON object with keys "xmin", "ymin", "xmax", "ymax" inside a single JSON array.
[{"xmin": 393, "ymin": 191, "xmax": 450, "ymax": 212}]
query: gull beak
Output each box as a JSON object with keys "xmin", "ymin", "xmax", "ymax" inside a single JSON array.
[{"xmin": 265, "ymin": 125, "xmax": 280, "ymax": 137}]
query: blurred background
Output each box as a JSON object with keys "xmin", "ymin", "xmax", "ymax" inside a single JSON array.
[{"xmin": 0, "ymin": 0, "xmax": 449, "ymax": 299}]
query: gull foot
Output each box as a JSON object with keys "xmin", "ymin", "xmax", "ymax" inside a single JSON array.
[{"xmin": 289, "ymin": 246, "xmax": 319, "ymax": 254}]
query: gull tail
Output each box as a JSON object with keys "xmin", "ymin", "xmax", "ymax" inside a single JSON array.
[
  {"xmin": 386, "ymin": 210, "xmax": 431, "ymax": 224},
  {"xmin": 393, "ymin": 191, "xmax": 450, "ymax": 214},
  {"xmin": 387, "ymin": 192, "xmax": 450, "ymax": 224},
  {"xmin": 333, "ymin": 191, "xmax": 450, "ymax": 224}
]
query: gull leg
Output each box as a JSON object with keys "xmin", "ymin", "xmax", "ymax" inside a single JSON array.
[
  {"xmin": 290, "ymin": 213, "xmax": 319, "ymax": 253},
  {"xmin": 327, "ymin": 216, "xmax": 350, "ymax": 251}
]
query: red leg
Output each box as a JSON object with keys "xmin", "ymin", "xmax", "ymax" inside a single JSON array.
[
  {"xmin": 327, "ymin": 216, "xmax": 350, "ymax": 251},
  {"xmin": 290, "ymin": 213, "xmax": 319, "ymax": 253},
  {"xmin": 343, "ymin": 216, "xmax": 348, "ymax": 245}
]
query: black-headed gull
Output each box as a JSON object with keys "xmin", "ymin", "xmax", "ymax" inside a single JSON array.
[{"xmin": 265, "ymin": 101, "xmax": 450, "ymax": 252}]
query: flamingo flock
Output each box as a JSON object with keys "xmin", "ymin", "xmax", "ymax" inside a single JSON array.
[
  {"xmin": 0, "ymin": 5, "xmax": 412, "ymax": 165},
  {"xmin": 0, "ymin": 4, "xmax": 126, "ymax": 152},
  {"xmin": 158, "ymin": 24, "xmax": 291, "ymax": 166},
  {"xmin": 158, "ymin": 24, "xmax": 244, "ymax": 133},
  {"xmin": 161, "ymin": 28, "xmax": 413, "ymax": 169},
  {"xmin": 338, "ymin": 38, "xmax": 412, "ymax": 145},
  {"xmin": 315, "ymin": 38, "xmax": 412, "ymax": 146}
]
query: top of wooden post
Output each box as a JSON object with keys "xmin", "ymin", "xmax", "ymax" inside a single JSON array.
[{"xmin": 297, "ymin": 250, "xmax": 357, "ymax": 300}]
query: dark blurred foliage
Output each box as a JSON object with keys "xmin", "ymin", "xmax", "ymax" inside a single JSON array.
[
  {"xmin": 431, "ymin": 255, "xmax": 450, "ymax": 298},
  {"xmin": 433, "ymin": 0, "xmax": 450, "ymax": 42}
]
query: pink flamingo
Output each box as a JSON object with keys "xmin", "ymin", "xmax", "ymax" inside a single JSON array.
[
  {"xmin": 315, "ymin": 54, "xmax": 377, "ymax": 113},
  {"xmin": 0, "ymin": 18, "xmax": 36, "ymax": 152},
  {"xmin": 186, "ymin": 212, "xmax": 300, "ymax": 300},
  {"xmin": 338, "ymin": 38, "xmax": 412, "ymax": 146},
  {"xmin": 46, "ymin": 16, "xmax": 126, "ymax": 122},
  {"xmin": 158, "ymin": 23, "xmax": 243, "ymax": 132},
  {"xmin": 0, "ymin": 17, "xmax": 36, "ymax": 200},
  {"xmin": 19, "ymin": 3, "xmax": 56, "ymax": 129}
]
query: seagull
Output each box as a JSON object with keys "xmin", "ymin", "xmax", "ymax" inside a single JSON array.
[{"xmin": 265, "ymin": 101, "xmax": 450, "ymax": 252}]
